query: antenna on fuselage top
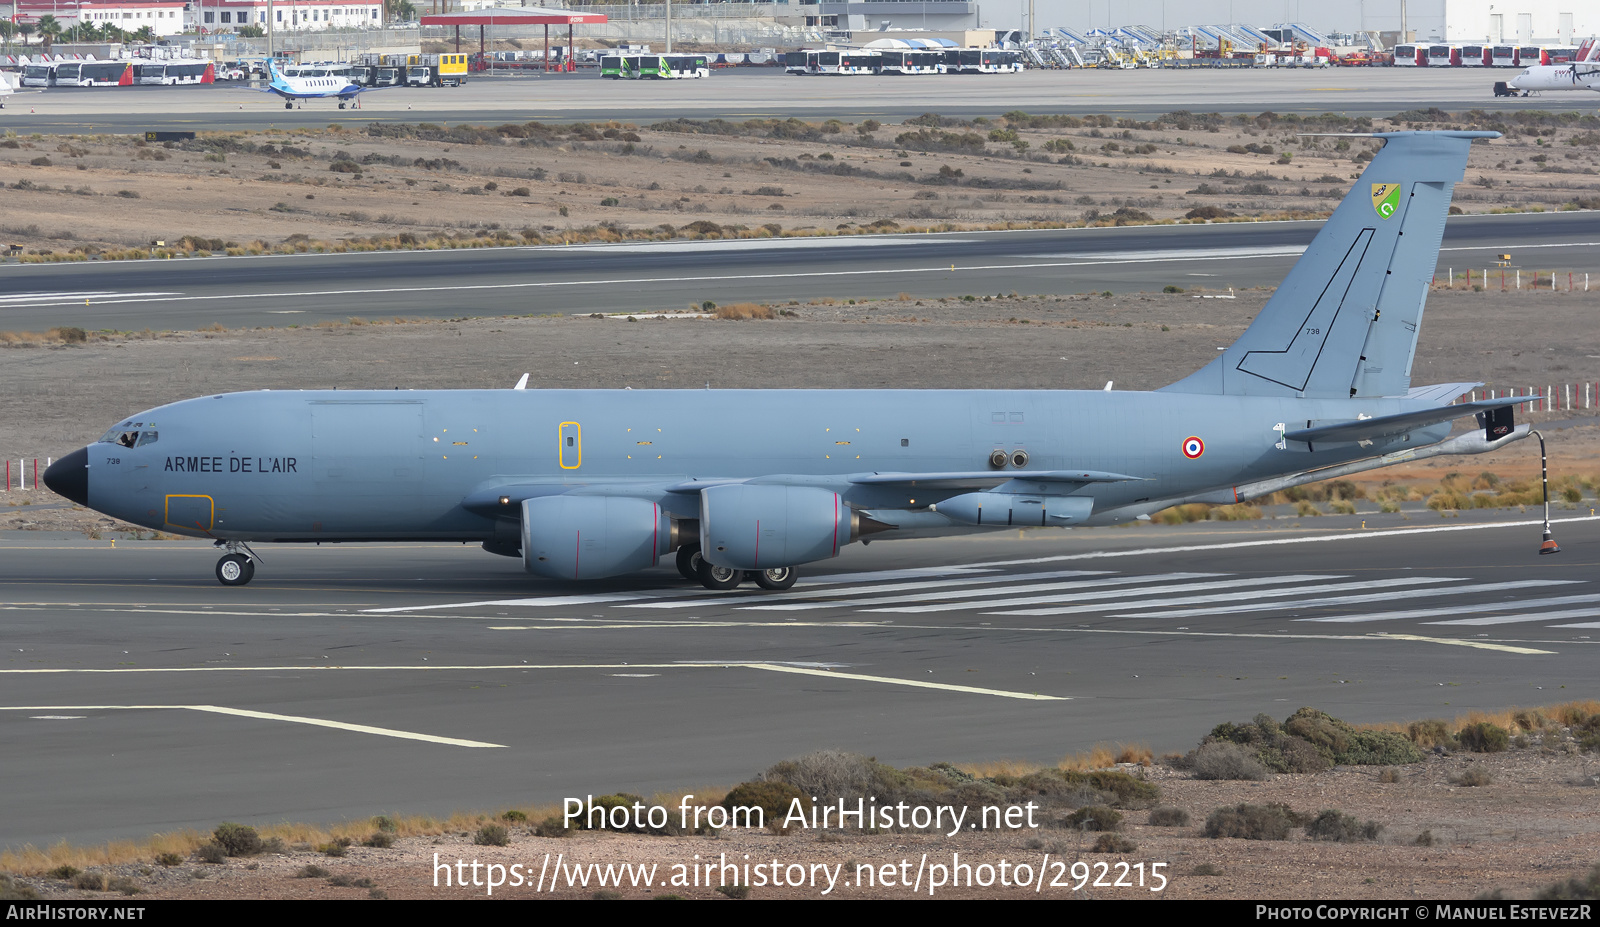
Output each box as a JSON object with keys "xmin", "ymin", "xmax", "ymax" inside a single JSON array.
[{"xmin": 513, "ymin": 373, "xmax": 529, "ymax": 390}]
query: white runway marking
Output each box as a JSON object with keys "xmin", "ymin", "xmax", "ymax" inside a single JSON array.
[
  {"xmin": 990, "ymin": 576, "xmax": 1455, "ymax": 618},
  {"xmin": 1428, "ymin": 606, "xmax": 1600, "ymax": 627},
  {"xmin": 0, "ymin": 291, "xmax": 181, "ymax": 308},
  {"xmin": 744, "ymin": 663, "xmax": 1067, "ymax": 701},
  {"xmin": 855, "ymin": 574, "xmax": 1307, "ymax": 615},
  {"xmin": 362, "ymin": 566, "xmax": 998, "ymax": 613},
  {"xmin": 1300, "ymin": 592, "xmax": 1600, "ymax": 624},
  {"xmin": 1111, "ymin": 580, "xmax": 1567, "ymax": 619},
  {"xmin": 959, "ymin": 515, "xmax": 1600, "ymax": 569},
  {"xmin": 632, "ymin": 569, "xmax": 1117, "ymax": 610},
  {"xmin": 0, "ymin": 705, "xmax": 505, "ymax": 747}
]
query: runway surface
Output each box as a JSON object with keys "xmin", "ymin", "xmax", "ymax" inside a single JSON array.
[
  {"xmin": 2, "ymin": 212, "xmax": 1595, "ymax": 330},
  {"xmin": 0, "ymin": 68, "xmax": 1585, "ymax": 135},
  {"xmin": 3, "ymin": 509, "xmax": 1596, "ymax": 848}
]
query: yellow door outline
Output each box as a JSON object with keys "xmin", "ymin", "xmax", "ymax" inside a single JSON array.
[
  {"xmin": 164, "ymin": 494, "xmax": 215, "ymax": 531},
  {"xmin": 559, "ymin": 422, "xmax": 582, "ymax": 469}
]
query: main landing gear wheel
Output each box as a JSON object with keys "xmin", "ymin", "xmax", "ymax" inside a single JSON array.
[
  {"xmin": 216, "ymin": 553, "xmax": 254, "ymax": 586},
  {"xmin": 697, "ymin": 558, "xmax": 743, "ymax": 590},
  {"xmin": 752, "ymin": 567, "xmax": 797, "ymax": 590},
  {"xmin": 676, "ymin": 544, "xmax": 702, "ymax": 582},
  {"xmin": 284, "ymin": 101, "xmax": 293, "ymax": 109}
]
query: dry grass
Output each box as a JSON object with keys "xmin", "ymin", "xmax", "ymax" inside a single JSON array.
[
  {"xmin": 713, "ymin": 302, "xmax": 775, "ymax": 320},
  {"xmin": 1358, "ymin": 700, "xmax": 1600, "ymax": 742}
]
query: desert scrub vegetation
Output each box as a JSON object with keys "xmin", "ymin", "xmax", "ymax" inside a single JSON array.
[
  {"xmin": 1169, "ymin": 708, "xmax": 1422, "ymax": 776},
  {"xmin": 1305, "ymin": 810, "xmax": 1384, "ymax": 842},
  {"xmin": 1202, "ymin": 803, "xmax": 1310, "ymax": 840}
]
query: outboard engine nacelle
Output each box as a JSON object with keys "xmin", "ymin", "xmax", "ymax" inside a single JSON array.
[
  {"xmin": 700, "ymin": 484, "xmax": 882, "ymax": 570},
  {"xmin": 521, "ymin": 496, "xmax": 675, "ymax": 580},
  {"xmin": 932, "ymin": 492, "xmax": 1094, "ymax": 527}
]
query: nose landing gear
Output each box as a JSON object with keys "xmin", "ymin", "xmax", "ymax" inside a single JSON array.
[{"xmin": 213, "ymin": 540, "xmax": 262, "ymax": 586}]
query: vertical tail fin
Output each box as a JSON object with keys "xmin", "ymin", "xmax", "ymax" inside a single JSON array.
[{"xmin": 1162, "ymin": 131, "xmax": 1497, "ymax": 398}]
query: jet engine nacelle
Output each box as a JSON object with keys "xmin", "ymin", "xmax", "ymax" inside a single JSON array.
[
  {"xmin": 932, "ymin": 492, "xmax": 1094, "ymax": 527},
  {"xmin": 521, "ymin": 495, "xmax": 673, "ymax": 580},
  {"xmin": 699, "ymin": 484, "xmax": 855, "ymax": 570}
]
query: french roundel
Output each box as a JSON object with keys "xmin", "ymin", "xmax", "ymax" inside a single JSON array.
[{"xmin": 1181, "ymin": 436, "xmax": 1205, "ymax": 459}]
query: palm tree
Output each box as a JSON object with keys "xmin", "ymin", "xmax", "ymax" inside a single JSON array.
[
  {"xmin": 102, "ymin": 23, "xmax": 125, "ymax": 44},
  {"xmin": 37, "ymin": 14, "xmax": 63, "ymax": 53},
  {"xmin": 77, "ymin": 21, "xmax": 102, "ymax": 43},
  {"xmin": 131, "ymin": 25, "xmax": 155, "ymax": 44}
]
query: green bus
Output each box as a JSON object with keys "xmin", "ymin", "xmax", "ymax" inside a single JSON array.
[
  {"xmin": 599, "ymin": 55, "xmax": 639, "ymax": 79},
  {"xmin": 637, "ymin": 54, "xmax": 709, "ymax": 79}
]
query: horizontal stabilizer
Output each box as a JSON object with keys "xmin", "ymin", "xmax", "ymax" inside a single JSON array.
[{"xmin": 1284, "ymin": 396, "xmax": 1538, "ymax": 446}]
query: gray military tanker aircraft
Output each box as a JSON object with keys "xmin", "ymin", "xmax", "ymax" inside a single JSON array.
[{"xmin": 46, "ymin": 130, "xmax": 1538, "ymax": 590}]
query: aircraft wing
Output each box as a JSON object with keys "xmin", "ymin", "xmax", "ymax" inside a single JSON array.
[
  {"xmin": 848, "ymin": 469, "xmax": 1146, "ymax": 489},
  {"xmin": 1284, "ymin": 396, "xmax": 1539, "ymax": 446}
]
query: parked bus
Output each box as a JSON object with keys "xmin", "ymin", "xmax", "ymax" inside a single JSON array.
[
  {"xmin": 635, "ymin": 54, "xmax": 709, "ymax": 78},
  {"xmin": 808, "ymin": 51, "xmax": 880, "ymax": 75},
  {"xmin": 1460, "ymin": 44, "xmax": 1490, "ymax": 66},
  {"xmin": 1425, "ymin": 44, "xmax": 1458, "ymax": 66},
  {"xmin": 20, "ymin": 62, "xmax": 53, "ymax": 87},
  {"xmin": 784, "ymin": 50, "xmax": 810, "ymax": 75},
  {"xmin": 878, "ymin": 50, "xmax": 946, "ymax": 74},
  {"xmin": 1490, "ymin": 45, "xmax": 1518, "ymax": 66},
  {"xmin": 665, "ymin": 54, "xmax": 709, "ymax": 78},
  {"xmin": 600, "ymin": 55, "xmax": 638, "ymax": 79},
  {"xmin": 53, "ymin": 61, "xmax": 133, "ymax": 86},
  {"xmin": 1517, "ymin": 45, "xmax": 1547, "ymax": 65},
  {"xmin": 1390, "ymin": 44, "xmax": 1425, "ymax": 65},
  {"xmin": 951, "ymin": 49, "xmax": 1023, "ymax": 73}
]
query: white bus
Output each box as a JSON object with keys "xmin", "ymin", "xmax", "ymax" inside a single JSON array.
[{"xmin": 878, "ymin": 50, "xmax": 945, "ymax": 75}]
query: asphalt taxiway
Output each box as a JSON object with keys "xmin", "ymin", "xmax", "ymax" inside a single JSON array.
[
  {"xmin": 3, "ymin": 509, "xmax": 1596, "ymax": 848},
  {"xmin": 0, "ymin": 68, "xmax": 1587, "ymax": 136},
  {"xmin": 2, "ymin": 212, "xmax": 1595, "ymax": 330}
]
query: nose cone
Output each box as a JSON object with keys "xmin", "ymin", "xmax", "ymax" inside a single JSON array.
[{"xmin": 43, "ymin": 447, "xmax": 89, "ymax": 506}]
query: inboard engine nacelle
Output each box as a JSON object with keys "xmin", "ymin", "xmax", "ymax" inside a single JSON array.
[
  {"xmin": 932, "ymin": 492, "xmax": 1094, "ymax": 527},
  {"xmin": 700, "ymin": 484, "xmax": 876, "ymax": 570},
  {"xmin": 521, "ymin": 496, "xmax": 675, "ymax": 580}
]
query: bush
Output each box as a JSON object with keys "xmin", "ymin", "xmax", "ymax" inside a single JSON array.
[
  {"xmin": 1306, "ymin": 809, "xmax": 1383, "ymax": 842},
  {"xmin": 1064, "ymin": 806, "xmax": 1122, "ymax": 831},
  {"xmin": 1537, "ymin": 862, "xmax": 1600, "ymax": 900},
  {"xmin": 329, "ymin": 159, "xmax": 362, "ymax": 174},
  {"xmin": 363, "ymin": 832, "xmax": 395, "ymax": 848},
  {"xmin": 195, "ymin": 843, "xmax": 227, "ymax": 864},
  {"xmin": 722, "ymin": 781, "xmax": 806, "ymax": 831},
  {"xmin": 1458, "ymin": 722, "xmax": 1510, "ymax": 753},
  {"xmin": 1091, "ymin": 833, "xmax": 1137, "ymax": 853},
  {"xmin": 1453, "ymin": 766, "xmax": 1493, "ymax": 787},
  {"xmin": 1202, "ymin": 803, "xmax": 1304, "ymax": 840},
  {"xmin": 373, "ymin": 815, "xmax": 397, "ymax": 833},
  {"xmin": 212, "ymin": 823, "xmax": 262, "ymax": 857},
  {"xmin": 0, "ymin": 874, "xmax": 39, "ymax": 900},
  {"xmin": 155, "ymin": 853, "xmax": 183, "ymax": 868},
  {"xmin": 295, "ymin": 864, "xmax": 330, "ymax": 878},
  {"xmin": 474, "ymin": 823, "xmax": 510, "ymax": 846},
  {"xmin": 1147, "ymin": 806, "xmax": 1191, "ymax": 827},
  {"xmin": 1191, "ymin": 742, "xmax": 1270, "ymax": 780}
]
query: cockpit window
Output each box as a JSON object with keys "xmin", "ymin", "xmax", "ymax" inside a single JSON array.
[{"xmin": 97, "ymin": 424, "xmax": 156, "ymax": 447}]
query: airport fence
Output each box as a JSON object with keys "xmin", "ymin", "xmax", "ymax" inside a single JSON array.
[
  {"xmin": 1435, "ymin": 268, "xmax": 1593, "ymax": 291},
  {"xmin": 3, "ymin": 458, "xmax": 48, "ymax": 492},
  {"xmin": 1459, "ymin": 385, "xmax": 1600, "ymax": 414}
]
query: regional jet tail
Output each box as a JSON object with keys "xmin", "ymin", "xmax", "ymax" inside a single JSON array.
[
  {"xmin": 258, "ymin": 59, "xmax": 384, "ymax": 110},
  {"xmin": 46, "ymin": 130, "xmax": 1543, "ymax": 590},
  {"xmin": 1504, "ymin": 37, "xmax": 1600, "ymax": 94}
]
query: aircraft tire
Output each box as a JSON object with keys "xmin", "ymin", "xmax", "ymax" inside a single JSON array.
[
  {"xmin": 697, "ymin": 558, "xmax": 742, "ymax": 591},
  {"xmin": 752, "ymin": 567, "xmax": 797, "ymax": 590},
  {"xmin": 216, "ymin": 554, "xmax": 255, "ymax": 586},
  {"xmin": 675, "ymin": 544, "xmax": 702, "ymax": 581}
]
